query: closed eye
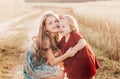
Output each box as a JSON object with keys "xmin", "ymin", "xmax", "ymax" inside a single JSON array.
[
  {"xmin": 55, "ymin": 20, "xmax": 58, "ymax": 23},
  {"xmin": 57, "ymin": 26, "xmax": 60, "ymax": 28},
  {"xmin": 62, "ymin": 26, "xmax": 65, "ymax": 28},
  {"xmin": 49, "ymin": 22, "xmax": 52, "ymax": 25}
]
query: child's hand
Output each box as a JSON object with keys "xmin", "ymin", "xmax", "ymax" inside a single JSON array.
[{"xmin": 66, "ymin": 47, "xmax": 76, "ymax": 57}]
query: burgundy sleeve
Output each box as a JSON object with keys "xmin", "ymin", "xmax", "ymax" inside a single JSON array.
[{"xmin": 72, "ymin": 31, "xmax": 83, "ymax": 43}]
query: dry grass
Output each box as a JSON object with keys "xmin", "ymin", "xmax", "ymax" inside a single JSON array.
[
  {"xmin": 72, "ymin": 2, "xmax": 120, "ymax": 61},
  {"xmin": 0, "ymin": 27, "xmax": 28, "ymax": 79},
  {"xmin": 70, "ymin": 2, "xmax": 120, "ymax": 78}
]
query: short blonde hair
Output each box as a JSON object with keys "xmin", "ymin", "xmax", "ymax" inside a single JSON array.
[{"xmin": 59, "ymin": 15, "xmax": 79, "ymax": 32}]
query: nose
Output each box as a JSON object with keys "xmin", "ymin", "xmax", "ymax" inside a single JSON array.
[{"xmin": 58, "ymin": 26, "xmax": 62, "ymax": 31}]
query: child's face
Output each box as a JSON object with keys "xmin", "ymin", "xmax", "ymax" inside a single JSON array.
[
  {"xmin": 45, "ymin": 16, "xmax": 59, "ymax": 33},
  {"xmin": 59, "ymin": 19, "xmax": 72, "ymax": 37}
]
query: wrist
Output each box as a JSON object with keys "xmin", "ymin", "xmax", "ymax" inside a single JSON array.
[
  {"xmin": 64, "ymin": 52, "xmax": 69, "ymax": 58},
  {"xmin": 72, "ymin": 47, "xmax": 78, "ymax": 52}
]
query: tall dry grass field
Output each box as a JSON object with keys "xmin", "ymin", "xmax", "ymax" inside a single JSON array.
[
  {"xmin": 72, "ymin": 1, "xmax": 120, "ymax": 61},
  {"xmin": 69, "ymin": 2, "xmax": 120, "ymax": 78},
  {"xmin": 0, "ymin": 0, "xmax": 25, "ymax": 23},
  {"xmin": 0, "ymin": 32, "xmax": 27, "ymax": 79}
]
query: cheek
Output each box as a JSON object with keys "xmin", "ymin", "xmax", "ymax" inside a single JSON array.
[
  {"xmin": 46, "ymin": 25, "xmax": 53, "ymax": 31},
  {"xmin": 64, "ymin": 27, "xmax": 71, "ymax": 32},
  {"xmin": 48, "ymin": 24, "xmax": 54, "ymax": 29},
  {"xmin": 62, "ymin": 28, "xmax": 71, "ymax": 36},
  {"xmin": 47, "ymin": 25, "xmax": 52, "ymax": 29},
  {"xmin": 52, "ymin": 29, "xmax": 58, "ymax": 33},
  {"xmin": 68, "ymin": 28, "xmax": 72, "ymax": 32}
]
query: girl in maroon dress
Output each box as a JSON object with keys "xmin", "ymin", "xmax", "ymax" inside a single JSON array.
[{"xmin": 58, "ymin": 15, "xmax": 100, "ymax": 79}]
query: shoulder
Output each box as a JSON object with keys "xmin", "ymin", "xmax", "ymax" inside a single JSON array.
[
  {"xmin": 70, "ymin": 31, "xmax": 83, "ymax": 43},
  {"xmin": 72, "ymin": 31, "xmax": 83, "ymax": 38}
]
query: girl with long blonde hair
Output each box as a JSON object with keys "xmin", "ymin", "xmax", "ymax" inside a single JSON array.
[{"xmin": 24, "ymin": 11, "xmax": 75, "ymax": 79}]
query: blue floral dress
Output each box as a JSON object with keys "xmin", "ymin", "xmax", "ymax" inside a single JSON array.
[{"xmin": 23, "ymin": 44, "xmax": 59, "ymax": 79}]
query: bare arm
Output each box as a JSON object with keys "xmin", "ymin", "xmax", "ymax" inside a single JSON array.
[
  {"xmin": 46, "ymin": 39, "xmax": 86, "ymax": 66},
  {"xmin": 71, "ymin": 38, "xmax": 87, "ymax": 54},
  {"xmin": 46, "ymin": 48, "xmax": 73, "ymax": 66}
]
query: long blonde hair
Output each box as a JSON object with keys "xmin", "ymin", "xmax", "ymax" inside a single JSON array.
[{"xmin": 34, "ymin": 11, "xmax": 59, "ymax": 61}]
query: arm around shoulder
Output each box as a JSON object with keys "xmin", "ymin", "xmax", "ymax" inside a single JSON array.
[{"xmin": 72, "ymin": 38, "xmax": 87, "ymax": 53}]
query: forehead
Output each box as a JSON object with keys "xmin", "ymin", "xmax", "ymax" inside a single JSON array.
[
  {"xmin": 59, "ymin": 19, "xmax": 68, "ymax": 25},
  {"xmin": 46, "ymin": 16, "xmax": 57, "ymax": 22}
]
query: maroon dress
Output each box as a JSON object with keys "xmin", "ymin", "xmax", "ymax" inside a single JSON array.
[{"xmin": 59, "ymin": 31, "xmax": 99, "ymax": 79}]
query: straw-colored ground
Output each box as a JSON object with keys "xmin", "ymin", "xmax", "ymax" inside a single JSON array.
[{"xmin": 0, "ymin": 1, "xmax": 120, "ymax": 79}]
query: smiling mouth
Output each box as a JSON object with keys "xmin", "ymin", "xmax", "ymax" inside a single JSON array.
[{"xmin": 60, "ymin": 31, "xmax": 64, "ymax": 33}]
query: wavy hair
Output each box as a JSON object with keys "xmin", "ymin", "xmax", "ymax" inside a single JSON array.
[{"xmin": 33, "ymin": 11, "xmax": 60, "ymax": 62}]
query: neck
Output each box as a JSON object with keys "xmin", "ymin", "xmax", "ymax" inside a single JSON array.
[{"xmin": 65, "ymin": 34, "xmax": 70, "ymax": 42}]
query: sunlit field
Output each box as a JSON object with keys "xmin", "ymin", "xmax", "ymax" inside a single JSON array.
[
  {"xmin": 72, "ymin": 3, "xmax": 120, "ymax": 78},
  {"xmin": 72, "ymin": 1, "xmax": 120, "ymax": 60},
  {"xmin": 0, "ymin": 0, "xmax": 120, "ymax": 79}
]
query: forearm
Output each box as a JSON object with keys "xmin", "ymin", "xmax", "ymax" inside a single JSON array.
[
  {"xmin": 49, "ymin": 52, "xmax": 68, "ymax": 66},
  {"xmin": 72, "ymin": 39, "xmax": 86, "ymax": 54}
]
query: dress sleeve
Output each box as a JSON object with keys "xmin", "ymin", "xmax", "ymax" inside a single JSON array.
[{"xmin": 72, "ymin": 31, "xmax": 83, "ymax": 43}]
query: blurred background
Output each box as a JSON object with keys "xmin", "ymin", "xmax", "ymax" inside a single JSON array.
[{"xmin": 0, "ymin": 0, "xmax": 120, "ymax": 79}]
